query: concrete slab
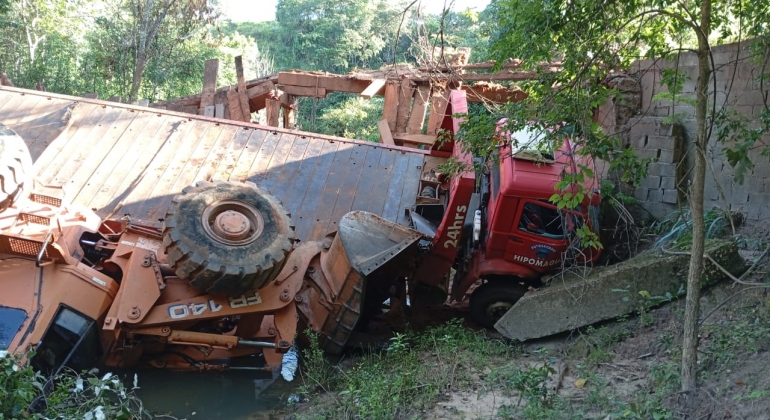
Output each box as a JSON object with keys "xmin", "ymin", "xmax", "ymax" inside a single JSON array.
[{"xmin": 495, "ymin": 240, "xmax": 746, "ymax": 341}]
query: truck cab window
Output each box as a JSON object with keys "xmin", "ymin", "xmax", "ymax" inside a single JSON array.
[
  {"xmin": 518, "ymin": 202, "xmax": 565, "ymax": 239},
  {"xmin": 30, "ymin": 307, "xmax": 100, "ymax": 375}
]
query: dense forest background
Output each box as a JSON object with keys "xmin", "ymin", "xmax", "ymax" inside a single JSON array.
[{"xmin": 0, "ymin": 0, "xmax": 494, "ymax": 139}]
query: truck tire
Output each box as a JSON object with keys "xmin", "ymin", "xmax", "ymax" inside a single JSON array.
[
  {"xmin": 163, "ymin": 181, "xmax": 295, "ymax": 296},
  {"xmin": 0, "ymin": 124, "xmax": 33, "ymax": 213},
  {"xmin": 469, "ymin": 281, "xmax": 526, "ymax": 329}
]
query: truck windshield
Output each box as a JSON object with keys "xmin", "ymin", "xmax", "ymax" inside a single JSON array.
[{"xmin": 1, "ymin": 306, "xmax": 27, "ymax": 350}]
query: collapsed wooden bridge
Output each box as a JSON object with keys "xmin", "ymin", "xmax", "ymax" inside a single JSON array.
[{"xmin": 148, "ymin": 54, "xmax": 543, "ymax": 148}]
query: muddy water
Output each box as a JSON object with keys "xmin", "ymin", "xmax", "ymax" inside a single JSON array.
[{"xmin": 123, "ymin": 369, "xmax": 297, "ymax": 419}]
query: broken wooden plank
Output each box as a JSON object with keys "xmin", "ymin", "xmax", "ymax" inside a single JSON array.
[
  {"xmin": 280, "ymin": 85, "xmax": 327, "ymax": 98},
  {"xmin": 378, "ymin": 119, "xmax": 395, "ymax": 145},
  {"xmin": 392, "ymin": 133, "xmax": 435, "ymax": 146},
  {"xmin": 265, "ymin": 97, "xmax": 280, "ymax": 127},
  {"xmin": 395, "ymin": 79, "xmax": 415, "ymax": 133},
  {"xmin": 199, "ymin": 58, "xmax": 219, "ymax": 114},
  {"xmin": 426, "ymin": 88, "xmax": 450, "ymax": 135},
  {"xmin": 234, "ymin": 56, "xmax": 252, "ymax": 122},
  {"xmin": 246, "ymin": 81, "xmax": 275, "ymax": 98},
  {"xmin": 407, "ymin": 84, "xmax": 430, "ymax": 133},
  {"xmin": 382, "ymin": 81, "xmax": 399, "ymax": 131},
  {"xmin": 360, "ymin": 79, "xmax": 386, "ymax": 98},
  {"xmin": 226, "ymin": 86, "xmax": 244, "ymax": 121},
  {"xmin": 107, "ymin": 96, "xmax": 121, "ymax": 102}
]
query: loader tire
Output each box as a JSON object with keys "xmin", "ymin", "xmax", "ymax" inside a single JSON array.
[
  {"xmin": 0, "ymin": 124, "xmax": 33, "ymax": 213},
  {"xmin": 163, "ymin": 180, "xmax": 295, "ymax": 296},
  {"xmin": 469, "ymin": 281, "xmax": 526, "ymax": 329}
]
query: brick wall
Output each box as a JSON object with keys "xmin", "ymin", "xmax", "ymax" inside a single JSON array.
[{"xmin": 605, "ymin": 41, "xmax": 770, "ymax": 220}]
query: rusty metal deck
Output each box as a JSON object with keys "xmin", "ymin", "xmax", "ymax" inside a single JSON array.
[{"xmin": 0, "ymin": 86, "xmax": 426, "ymax": 241}]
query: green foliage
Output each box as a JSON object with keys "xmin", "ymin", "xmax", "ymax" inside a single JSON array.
[
  {"xmin": 0, "ymin": 352, "xmax": 146, "ymax": 419},
  {"xmin": 488, "ymin": 348, "xmax": 557, "ymax": 408},
  {"xmin": 296, "ymin": 319, "xmax": 516, "ymax": 419},
  {"xmin": 315, "ymin": 95, "xmax": 383, "ymax": 142}
]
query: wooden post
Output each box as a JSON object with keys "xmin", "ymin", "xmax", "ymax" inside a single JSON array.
[
  {"xmin": 234, "ymin": 56, "xmax": 252, "ymax": 122},
  {"xmin": 426, "ymin": 87, "xmax": 450, "ymax": 135},
  {"xmin": 282, "ymin": 94, "xmax": 297, "ymax": 129},
  {"xmin": 407, "ymin": 84, "xmax": 431, "ymax": 134},
  {"xmin": 226, "ymin": 86, "xmax": 244, "ymax": 121},
  {"xmin": 199, "ymin": 59, "xmax": 219, "ymax": 115},
  {"xmin": 381, "ymin": 81, "xmax": 400, "ymax": 131},
  {"xmin": 266, "ymin": 96, "xmax": 281, "ymax": 127},
  {"xmin": 395, "ymin": 79, "xmax": 415, "ymax": 134}
]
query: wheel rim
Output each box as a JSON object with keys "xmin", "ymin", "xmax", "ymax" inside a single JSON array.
[
  {"xmin": 202, "ymin": 199, "xmax": 265, "ymax": 246},
  {"xmin": 486, "ymin": 301, "xmax": 514, "ymax": 322}
]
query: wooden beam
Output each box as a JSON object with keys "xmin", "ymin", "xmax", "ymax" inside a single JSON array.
[
  {"xmin": 426, "ymin": 88, "xmax": 450, "ymax": 135},
  {"xmin": 199, "ymin": 59, "xmax": 219, "ymax": 114},
  {"xmin": 265, "ymin": 97, "xmax": 280, "ymax": 127},
  {"xmin": 234, "ymin": 56, "xmax": 252, "ymax": 121},
  {"xmin": 107, "ymin": 96, "xmax": 121, "ymax": 102},
  {"xmin": 360, "ymin": 79, "xmax": 386, "ymax": 98},
  {"xmin": 462, "ymin": 84, "xmax": 528, "ymax": 103},
  {"xmin": 395, "ymin": 79, "xmax": 415, "ymax": 134},
  {"xmin": 407, "ymin": 84, "xmax": 430, "ymax": 134},
  {"xmin": 83, "ymin": 93, "xmax": 98, "ymax": 99},
  {"xmin": 377, "ymin": 119, "xmax": 395, "ymax": 145},
  {"xmin": 282, "ymin": 94, "xmax": 297, "ymax": 129},
  {"xmin": 280, "ymin": 85, "xmax": 327, "ymax": 98},
  {"xmin": 381, "ymin": 81, "xmax": 399, "ymax": 132},
  {"xmin": 226, "ymin": 86, "xmax": 244, "ymax": 121},
  {"xmin": 392, "ymin": 133, "xmax": 436, "ymax": 146},
  {"xmin": 246, "ymin": 81, "xmax": 275, "ymax": 98},
  {"xmin": 277, "ymin": 72, "xmax": 371, "ymax": 93}
]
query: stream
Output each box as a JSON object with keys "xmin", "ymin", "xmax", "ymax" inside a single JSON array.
[{"xmin": 124, "ymin": 369, "xmax": 297, "ymax": 419}]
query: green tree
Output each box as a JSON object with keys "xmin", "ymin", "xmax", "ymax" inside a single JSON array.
[
  {"xmin": 483, "ymin": 0, "xmax": 768, "ymax": 393},
  {"xmin": 266, "ymin": 0, "xmax": 401, "ymax": 72},
  {"xmin": 0, "ymin": 0, "xmax": 88, "ymax": 92}
]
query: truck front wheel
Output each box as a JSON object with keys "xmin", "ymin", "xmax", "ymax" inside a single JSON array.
[{"xmin": 469, "ymin": 280, "xmax": 526, "ymax": 329}]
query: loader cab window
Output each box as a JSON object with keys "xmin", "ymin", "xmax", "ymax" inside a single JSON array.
[
  {"xmin": 30, "ymin": 307, "xmax": 100, "ymax": 375},
  {"xmin": 1, "ymin": 306, "xmax": 27, "ymax": 349},
  {"xmin": 518, "ymin": 202, "xmax": 565, "ymax": 239}
]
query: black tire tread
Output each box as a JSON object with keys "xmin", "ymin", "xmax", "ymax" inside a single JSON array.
[
  {"xmin": 469, "ymin": 280, "xmax": 526, "ymax": 329},
  {"xmin": 0, "ymin": 124, "xmax": 33, "ymax": 213},
  {"xmin": 162, "ymin": 180, "xmax": 295, "ymax": 296}
]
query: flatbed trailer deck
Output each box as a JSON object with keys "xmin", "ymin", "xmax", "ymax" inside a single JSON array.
[{"xmin": 0, "ymin": 86, "xmax": 429, "ymax": 241}]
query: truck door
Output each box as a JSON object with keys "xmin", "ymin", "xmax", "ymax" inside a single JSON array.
[{"xmin": 504, "ymin": 200, "xmax": 568, "ymax": 271}]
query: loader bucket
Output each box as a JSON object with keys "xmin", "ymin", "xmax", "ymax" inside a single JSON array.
[{"xmin": 316, "ymin": 211, "xmax": 424, "ymax": 354}]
